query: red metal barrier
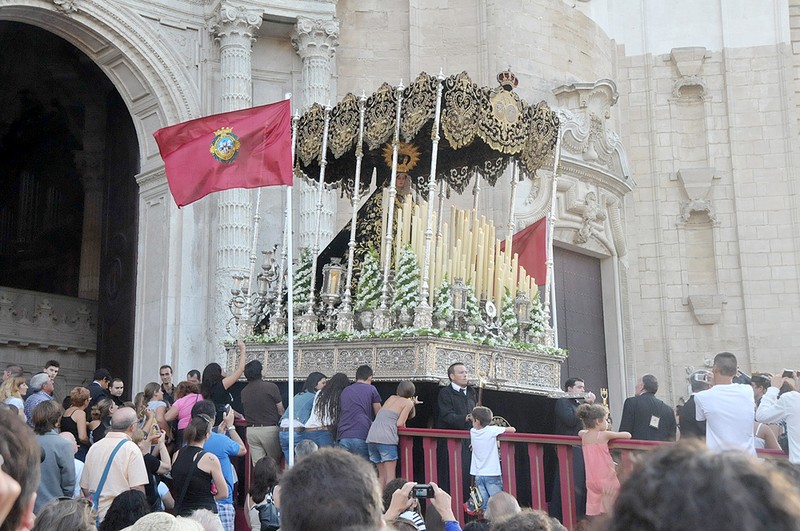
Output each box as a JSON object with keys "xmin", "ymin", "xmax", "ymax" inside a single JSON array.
[
  {"xmin": 397, "ymin": 428, "xmax": 788, "ymax": 531},
  {"xmin": 234, "ymin": 427, "xmax": 789, "ymax": 531}
]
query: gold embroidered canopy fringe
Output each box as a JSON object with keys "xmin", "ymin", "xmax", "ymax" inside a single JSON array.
[{"xmin": 295, "ymin": 71, "xmax": 560, "ymax": 196}]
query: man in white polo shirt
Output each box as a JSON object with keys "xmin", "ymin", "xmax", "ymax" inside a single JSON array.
[{"xmin": 694, "ymin": 352, "xmax": 756, "ymax": 455}]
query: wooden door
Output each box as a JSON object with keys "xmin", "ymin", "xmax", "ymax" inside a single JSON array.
[{"xmin": 553, "ymin": 246, "xmax": 608, "ymax": 393}]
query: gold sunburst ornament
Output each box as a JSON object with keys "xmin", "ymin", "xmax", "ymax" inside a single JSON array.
[{"xmin": 382, "ymin": 142, "xmax": 420, "ymax": 174}]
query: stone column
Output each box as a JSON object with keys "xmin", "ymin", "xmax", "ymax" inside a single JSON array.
[
  {"xmin": 212, "ymin": 3, "xmax": 262, "ymax": 339},
  {"xmin": 292, "ymin": 17, "xmax": 339, "ymax": 251}
]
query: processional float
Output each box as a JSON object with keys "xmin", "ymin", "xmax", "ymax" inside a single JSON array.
[{"xmin": 227, "ymin": 70, "xmax": 566, "ymax": 395}]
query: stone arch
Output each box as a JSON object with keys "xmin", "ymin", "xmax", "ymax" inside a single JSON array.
[{"xmin": 0, "ymin": 1, "xmax": 200, "ymax": 167}]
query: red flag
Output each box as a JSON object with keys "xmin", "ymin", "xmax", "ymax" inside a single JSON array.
[
  {"xmin": 154, "ymin": 100, "xmax": 293, "ymax": 207},
  {"xmin": 502, "ymin": 217, "xmax": 547, "ymax": 285}
]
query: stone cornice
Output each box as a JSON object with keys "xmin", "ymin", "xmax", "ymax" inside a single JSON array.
[{"xmin": 135, "ymin": 165, "xmax": 167, "ymax": 192}]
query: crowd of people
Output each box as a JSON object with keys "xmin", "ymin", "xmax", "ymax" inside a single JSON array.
[{"xmin": 0, "ymin": 349, "xmax": 798, "ymax": 531}]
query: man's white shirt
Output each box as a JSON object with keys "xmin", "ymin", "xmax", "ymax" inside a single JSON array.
[{"xmin": 695, "ymin": 383, "xmax": 756, "ymax": 455}]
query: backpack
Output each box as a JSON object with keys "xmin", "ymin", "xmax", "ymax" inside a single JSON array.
[{"xmin": 255, "ymin": 491, "xmax": 280, "ymax": 531}]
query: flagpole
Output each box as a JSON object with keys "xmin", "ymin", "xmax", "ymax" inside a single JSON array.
[
  {"xmin": 544, "ymin": 130, "xmax": 562, "ymax": 348},
  {"xmin": 287, "ymin": 105, "xmax": 298, "ymax": 466}
]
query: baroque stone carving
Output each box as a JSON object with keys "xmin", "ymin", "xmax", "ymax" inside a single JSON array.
[
  {"xmin": 0, "ymin": 288, "xmax": 97, "ymax": 352},
  {"xmin": 677, "ymin": 168, "xmax": 717, "ymax": 224},
  {"xmin": 552, "ymin": 80, "xmax": 631, "ymax": 179},
  {"xmin": 567, "ymin": 190, "xmax": 607, "ymax": 244},
  {"xmin": 52, "ymin": 0, "xmax": 78, "ymax": 14},
  {"xmin": 670, "ymin": 47, "xmax": 709, "ymax": 100}
]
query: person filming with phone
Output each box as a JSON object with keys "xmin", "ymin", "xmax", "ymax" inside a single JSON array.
[{"xmin": 756, "ymin": 369, "xmax": 800, "ymax": 464}]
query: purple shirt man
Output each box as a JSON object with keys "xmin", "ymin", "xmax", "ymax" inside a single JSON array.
[{"xmin": 337, "ymin": 365, "xmax": 381, "ymax": 459}]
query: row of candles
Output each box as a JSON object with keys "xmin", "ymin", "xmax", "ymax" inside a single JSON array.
[{"xmin": 380, "ymin": 190, "xmax": 539, "ymax": 310}]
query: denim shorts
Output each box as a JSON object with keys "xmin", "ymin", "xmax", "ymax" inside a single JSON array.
[
  {"xmin": 338, "ymin": 438, "xmax": 370, "ymax": 460},
  {"xmin": 367, "ymin": 442, "xmax": 398, "ymax": 463}
]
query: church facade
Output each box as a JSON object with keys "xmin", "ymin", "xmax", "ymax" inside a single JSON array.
[{"xmin": 1, "ymin": 0, "xmax": 798, "ymax": 417}]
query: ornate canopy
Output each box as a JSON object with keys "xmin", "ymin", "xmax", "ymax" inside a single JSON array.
[{"xmin": 295, "ymin": 71, "xmax": 560, "ymax": 196}]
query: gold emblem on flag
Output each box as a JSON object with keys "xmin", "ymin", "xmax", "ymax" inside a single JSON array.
[{"xmin": 210, "ymin": 127, "xmax": 241, "ymax": 163}]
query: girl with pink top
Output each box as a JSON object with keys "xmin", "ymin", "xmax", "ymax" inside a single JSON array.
[
  {"xmin": 165, "ymin": 381, "xmax": 202, "ymax": 446},
  {"xmin": 577, "ymin": 403, "xmax": 631, "ymax": 517}
]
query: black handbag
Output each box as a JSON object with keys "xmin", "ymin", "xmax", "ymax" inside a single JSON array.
[{"xmin": 255, "ymin": 490, "xmax": 281, "ymax": 531}]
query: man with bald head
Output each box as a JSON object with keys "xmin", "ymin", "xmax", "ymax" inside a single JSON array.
[{"xmin": 80, "ymin": 407, "xmax": 148, "ymax": 522}]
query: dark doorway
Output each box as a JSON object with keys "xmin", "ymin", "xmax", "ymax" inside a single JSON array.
[
  {"xmin": 0, "ymin": 22, "xmax": 139, "ymax": 393},
  {"xmin": 96, "ymin": 92, "xmax": 139, "ymax": 390},
  {"xmin": 553, "ymin": 246, "xmax": 609, "ymax": 393}
]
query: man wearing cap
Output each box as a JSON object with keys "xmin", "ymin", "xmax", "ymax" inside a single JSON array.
[
  {"xmin": 24, "ymin": 373, "xmax": 55, "ymax": 427},
  {"xmin": 87, "ymin": 368, "xmax": 112, "ymax": 409}
]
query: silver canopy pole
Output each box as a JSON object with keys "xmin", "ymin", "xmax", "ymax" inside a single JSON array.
[
  {"xmin": 374, "ymin": 81, "xmax": 405, "ymax": 332},
  {"xmin": 300, "ymin": 103, "xmax": 332, "ymax": 334},
  {"xmin": 414, "ymin": 71, "xmax": 445, "ymax": 328},
  {"xmin": 337, "ymin": 92, "xmax": 368, "ymax": 332}
]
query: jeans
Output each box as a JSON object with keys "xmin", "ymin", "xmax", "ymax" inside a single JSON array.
[
  {"xmin": 338, "ymin": 438, "xmax": 370, "ymax": 460},
  {"xmin": 304, "ymin": 429, "xmax": 334, "ymax": 448},
  {"xmin": 279, "ymin": 430, "xmax": 306, "ymax": 465},
  {"xmin": 476, "ymin": 475, "xmax": 503, "ymax": 511}
]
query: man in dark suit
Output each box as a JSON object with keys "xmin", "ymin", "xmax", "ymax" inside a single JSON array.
[
  {"xmin": 436, "ymin": 362, "xmax": 477, "ymax": 498},
  {"xmin": 619, "ymin": 374, "xmax": 677, "ymax": 441},
  {"xmin": 87, "ymin": 368, "xmax": 112, "ymax": 409},
  {"xmin": 679, "ymin": 370, "xmax": 711, "ymax": 439},
  {"xmin": 549, "ymin": 377, "xmax": 594, "ymax": 523}
]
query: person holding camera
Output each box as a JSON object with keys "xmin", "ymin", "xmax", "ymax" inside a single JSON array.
[
  {"xmin": 756, "ymin": 369, "xmax": 800, "ymax": 464},
  {"xmin": 679, "ymin": 369, "xmax": 711, "ymax": 439},
  {"xmin": 694, "ymin": 352, "xmax": 756, "ymax": 455},
  {"xmin": 385, "ymin": 481, "xmax": 462, "ymax": 531}
]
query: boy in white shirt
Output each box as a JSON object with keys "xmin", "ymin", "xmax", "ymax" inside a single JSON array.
[{"xmin": 469, "ymin": 406, "xmax": 516, "ymax": 513}]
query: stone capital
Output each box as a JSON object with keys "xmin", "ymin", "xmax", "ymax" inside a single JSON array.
[
  {"xmin": 292, "ymin": 17, "xmax": 340, "ymax": 60},
  {"xmin": 212, "ymin": 3, "xmax": 263, "ymax": 43}
]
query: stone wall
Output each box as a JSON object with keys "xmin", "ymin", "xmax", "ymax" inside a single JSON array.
[{"xmin": 618, "ymin": 40, "xmax": 800, "ymax": 404}]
